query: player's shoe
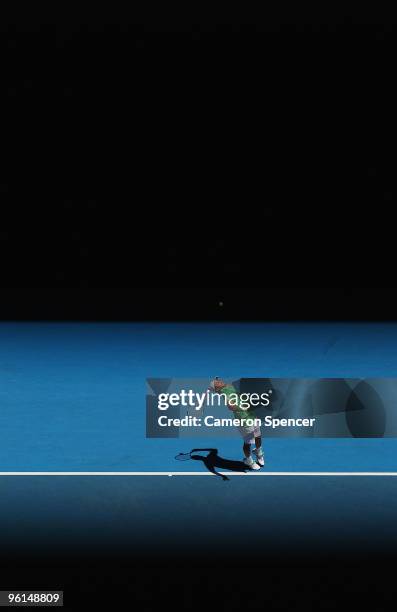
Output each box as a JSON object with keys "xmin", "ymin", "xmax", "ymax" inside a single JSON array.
[
  {"xmin": 253, "ymin": 448, "xmax": 265, "ymax": 467},
  {"xmin": 244, "ymin": 456, "xmax": 261, "ymax": 470}
]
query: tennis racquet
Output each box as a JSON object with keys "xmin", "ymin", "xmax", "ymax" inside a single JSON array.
[{"xmin": 174, "ymin": 451, "xmax": 193, "ymax": 461}]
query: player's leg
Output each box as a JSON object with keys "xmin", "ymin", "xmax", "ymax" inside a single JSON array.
[
  {"xmin": 241, "ymin": 432, "xmax": 260, "ymax": 470},
  {"xmin": 253, "ymin": 428, "xmax": 265, "ymax": 466},
  {"xmin": 243, "ymin": 442, "xmax": 251, "ymax": 459}
]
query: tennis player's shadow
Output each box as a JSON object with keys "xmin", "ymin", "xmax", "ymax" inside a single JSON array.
[{"xmin": 188, "ymin": 448, "xmax": 248, "ymax": 481}]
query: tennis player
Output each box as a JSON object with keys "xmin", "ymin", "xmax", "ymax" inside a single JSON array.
[{"xmin": 209, "ymin": 377, "xmax": 265, "ymax": 470}]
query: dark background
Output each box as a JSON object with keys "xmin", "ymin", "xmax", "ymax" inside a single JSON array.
[
  {"xmin": 1, "ymin": 7, "xmax": 397, "ymax": 609},
  {"xmin": 1, "ymin": 8, "xmax": 397, "ymax": 321}
]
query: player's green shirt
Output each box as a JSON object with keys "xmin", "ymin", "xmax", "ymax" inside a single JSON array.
[{"xmin": 221, "ymin": 384, "xmax": 250, "ymax": 421}]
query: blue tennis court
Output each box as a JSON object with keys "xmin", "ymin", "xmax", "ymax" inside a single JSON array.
[
  {"xmin": 1, "ymin": 321, "xmax": 397, "ymax": 473},
  {"xmin": 2, "ymin": 321, "xmax": 397, "ymax": 575}
]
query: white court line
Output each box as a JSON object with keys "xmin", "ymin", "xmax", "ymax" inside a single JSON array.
[{"xmin": 0, "ymin": 472, "xmax": 397, "ymax": 476}]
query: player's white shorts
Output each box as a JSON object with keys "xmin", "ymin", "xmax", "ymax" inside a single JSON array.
[{"xmin": 238, "ymin": 424, "xmax": 261, "ymax": 444}]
